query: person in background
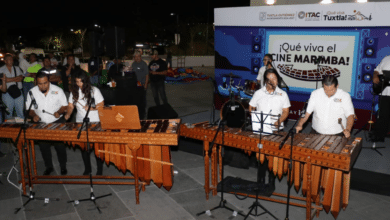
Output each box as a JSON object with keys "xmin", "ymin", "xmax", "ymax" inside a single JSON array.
[
  {"xmin": 1, "ymin": 54, "xmax": 24, "ymax": 119},
  {"xmin": 369, "ymin": 55, "xmax": 390, "ymax": 142},
  {"xmin": 256, "ymin": 54, "xmax": 275, "ymax": 86},
  {"xmin": 48, "ymin": 52, "xmax": 58, "ymax": 68},
  {"xmin": 166, "ymin": 49, "xmax": 172, "ymax": 68},
  {"xmin": 108, "ymin": 58, "xmax": 124, "ymax": 81},
  {"xmin": 149, "ymin": 50, "xmax": 168, "ymax": 106},
  {"xmin": 88, "ymin": 56, "xmax": 103, "ymax": 86},
  {"xmin": 131, "ymin": 51, "xmax": 149, "ymax": 119},
  {"xmin": 63, "ymin": 51, "xmax": 80, "ymax": 66},
  {"xmin": 0, "ymin": 73, "xmax": 7, "ymax": 157},
  {"xmin": 60, "ymin": 54, "xmax": 81, "ymax": 95},
  {"xmin": 64, "ymin": 70, "xmax": 104, "ymax": 175},
  {"xmin": 24, "ymin": 53, "xmax": 42, "ymax": 99},
  {"xmin": 26, "ymin": 72, "xmax": 68, "ymax": 175},
  {"xmin": 18, "ymin": 53, "xmax": 29, "ymax": 74},
  {"xmin": 38, "ymin": 57, "xmax": 61, "ymax": 85}
]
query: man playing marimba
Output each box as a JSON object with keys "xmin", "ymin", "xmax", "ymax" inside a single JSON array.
[
  {"xmin": 296, "ymin": 75, "xmax": 354, "ymax": 138},
  {"xmin": 249, "ymin": 68, "xmax": 290, "ymax": 190},
  {"xmin": 26, "ymin": 72, "xmax": 68, "ymax": 175}
]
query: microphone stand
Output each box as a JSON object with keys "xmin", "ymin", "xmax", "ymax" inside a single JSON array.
[
  {"xmin": 15, "ymin": 98, "xmax": 60, "ymax": 214},
  {"xmin": 279, "ymin": 102, "xmax": 308, "ymax": 220},
  {"xmin": 197, "ymin": 98, "xmax": 245, "ymax": 218},
  {"xmin": 68, "ymin": 98, "xmax": 111, "ymax": 213}
]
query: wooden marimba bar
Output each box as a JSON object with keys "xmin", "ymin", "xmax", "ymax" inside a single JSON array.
[
  {"xmin": 179, "ymin": 122, "xmax": 362, "ymax": 220},
  {"xmin": 0, "ymin": 119, "xmax": 180, "ymax": 204}
]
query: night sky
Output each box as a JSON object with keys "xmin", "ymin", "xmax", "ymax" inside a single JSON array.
[{"xmin": 1, "ymin": 0, "xmax": 249, "ymax": 45}]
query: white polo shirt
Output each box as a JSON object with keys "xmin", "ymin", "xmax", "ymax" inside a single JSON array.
[
  {"xmin": 26, "ymin": 84, "xmax": 68, "ymax": 123},
  {"xmin": 69, "ymin": 86, "xmax": 104, "ymax": 123},
  {"xmin": 307, "ymin": 88, "xmax": 355, "ymax": 135},
  {"xmin": 249, "ymin": 86, "xmax": 290, "ymax": 134},
  {"xmin": 374, "ymin": 55, "xmax": 390, "ymax": 96}
]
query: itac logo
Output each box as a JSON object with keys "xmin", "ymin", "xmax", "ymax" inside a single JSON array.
[
  {"xmin": 298, "ymin": 11, "xmax": 321, "ymax": 19},
  {"xmin": 259, "ymin": 12, "xmax": 267, "ymax": 21},
  {"xmin": 298, "ymin": 11, "xmax": 305, "ymax": 19}
]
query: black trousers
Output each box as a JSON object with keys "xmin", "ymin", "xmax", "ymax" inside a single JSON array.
[
  {"xmin": 374, "ymin": 96, "xmax": 390, "ymax": 138},
  {"xmin": 150, "ymin": 81, "xmax": 168, "ymax": 106},
  {"xmin": 38, "ymin": 141, "xmax": 67, "ymax": 169},
  {"xmin": 136, "ymin": 87, "xmax": 147, "ymax": 120},
  {"xmin": 37, "ymin": 118, "xmax": 67, "ymax": 169},
  {"xmin": 81, "ymin": 147, "xmax": 103, "ymax": 173}
]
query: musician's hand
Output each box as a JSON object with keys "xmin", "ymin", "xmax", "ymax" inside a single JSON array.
[
  {"xmin": 64, "ymin": 113, "xmax": 70, "ymax": 121},
  {"xmin": 84, "ymin": 105, "xmax": 89, "ymax": 111},
  {"xmin": 273, "ymin": 121, "xmax": 281, "ymax": 127},
  {"xmin": 373, "ymin": 76, "xmax": 380, "ymax": 84},
  {"xmin": 343, "ymin": 129, "xmax": 351, "ymax": 138},
  {"xmin": 54, "ymin": 112, "xmax": 60, "ymax": 118},
  {"xmin": 33, "ymin": 115, "xmax": 40, "ymax": 122},
  {"xmin": 296, "ymin": 126, "xmax": 303, "ymax": 133}
]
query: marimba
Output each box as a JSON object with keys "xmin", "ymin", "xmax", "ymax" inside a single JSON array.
[
  {"xmin": 179, "ymin": 122, "xmax": 362, "ymax": 220},
  {"xmin": 0, "ymin": 119, "xmax": 180, "ymax": 204}
]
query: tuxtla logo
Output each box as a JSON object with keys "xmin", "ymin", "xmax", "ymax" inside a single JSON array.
[{"xmin": 259, "ymin": 12, "xmax": 267, "ymax": 21}]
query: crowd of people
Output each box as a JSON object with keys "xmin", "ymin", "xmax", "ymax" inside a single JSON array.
[{"xmin": 0, "ymin": 49, "xmax": 170, "ymax": 175}]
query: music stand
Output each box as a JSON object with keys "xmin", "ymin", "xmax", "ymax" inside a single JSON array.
[{"xmin": 244, "ymin": 111, "xmax": 280, "ymax": 220}]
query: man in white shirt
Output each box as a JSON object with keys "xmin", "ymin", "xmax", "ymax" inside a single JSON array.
[
  {"xmin": 63, "ymin": 52, "xmax": 80, "ymax": 66},
  {"xmin": 296, "ymin": 75, "xmax": 355, "ymax": 138},
  {"xmin": 26, "ymin": 72, "xmax": 68, "ymax": 175},
  {"xmin": 1, "ymin": 54, "xmax": 24, "ymax": 119},
  {"xmin": 249, "ymin": 68, "xmax": 290, "ymax": 191},
  {"xmin": 256, "ymin": 54, "xmax": 280, "ymax": 87},
  {"xmin": 370, "ymin": 55, "xmax": 390, "ymax": 142}
]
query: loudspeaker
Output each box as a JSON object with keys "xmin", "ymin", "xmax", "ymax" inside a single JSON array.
[
  {"xmin": 251, "ymin": 58, "xmax": 260, "ymax": 75},
  {"xmin": 105, "ymin": 27, "xmax": 125, "ymax": 58},
  {"xmin": 252, "ymin": 35, "xmax": 261, "ymax": 53},
  {"xmin": 360, "ymin": 63, "xmax": 374, "ymax": 84},
  {"xmin": 363, "ymin": 37, "xmax": 378, "ymax": 59},
  {"xmin": 89, "ymin": 31, "xmax": 104, "ymax": 56},
  {"xmin": 147, "ymin": 104, "xmax": 178, "ymax": 119}
]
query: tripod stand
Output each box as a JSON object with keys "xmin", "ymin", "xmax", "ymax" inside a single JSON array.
[
  {"xmin": 197, "ymin": 91, "xmax": 245, "ymax": 218},
  {"xmin": 355, "ymin": 92, "xmax": 384, "ymax": 156},
  {"xmin": 68, "ymin": 98, "xmax": 111, "ymax": 213},
  {"xmin": 15, "ymin": 97, "xmax": 59, "ymax": 214}
]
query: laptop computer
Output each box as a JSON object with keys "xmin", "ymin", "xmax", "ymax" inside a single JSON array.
[{"xmin": 98, "ymin": 105, "xmax": 141, "ymax": 130}]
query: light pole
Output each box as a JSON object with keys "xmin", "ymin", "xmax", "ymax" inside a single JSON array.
[{"xmin": 170, "ymin": 13, "xmax": 179, "ymax": 45}]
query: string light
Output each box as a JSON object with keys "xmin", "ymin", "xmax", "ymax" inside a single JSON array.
[
  {"xmin": 266, "ymin": 0, "xmax": 275, "ymax": 5},
  {"xmin": 357, "ymin": 0, "xmax": 367, "ymax": 3}
]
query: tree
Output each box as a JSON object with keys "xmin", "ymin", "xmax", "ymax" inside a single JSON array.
[
  {"xmin": 40, "ymin": 36, "xmax": 52, "ymax": 51},
  {"xmin": 53, "ymin": 35, "xmax": 64, "ymax": 51},
  {"xmin": 74, "ymin": 29, "xmax": 87, "ymax": 57}
]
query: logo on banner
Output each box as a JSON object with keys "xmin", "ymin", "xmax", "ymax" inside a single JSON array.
[
  {"xmin": 298, "ymin": 11, "xmax": 321, "ymax": 21},
  {"xmin": 259, "ymin": 12, "xmax": 267, "ymax": 21},
  {"xmin": 298, "ymin": 11, "xmax": 305, "ymax": 19},
  {"xmin": 258, "ymin": 12, "xmax": 295, "ymax": 21},
  {"xmin": 324, "ymin": 10, "xmax": 372, "ymax": 21}
]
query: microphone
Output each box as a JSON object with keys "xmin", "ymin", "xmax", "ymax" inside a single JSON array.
[
  {"xmin": 29, "ymin": 91, "xmax": 38, "ymax": 109},
  {"xmin": 91, "ymin": 98, "xmax": 96, "ymax": 109},
  {"xmin": 300, "ymin": 99, "xmax": 309, "ymax": 118}
]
